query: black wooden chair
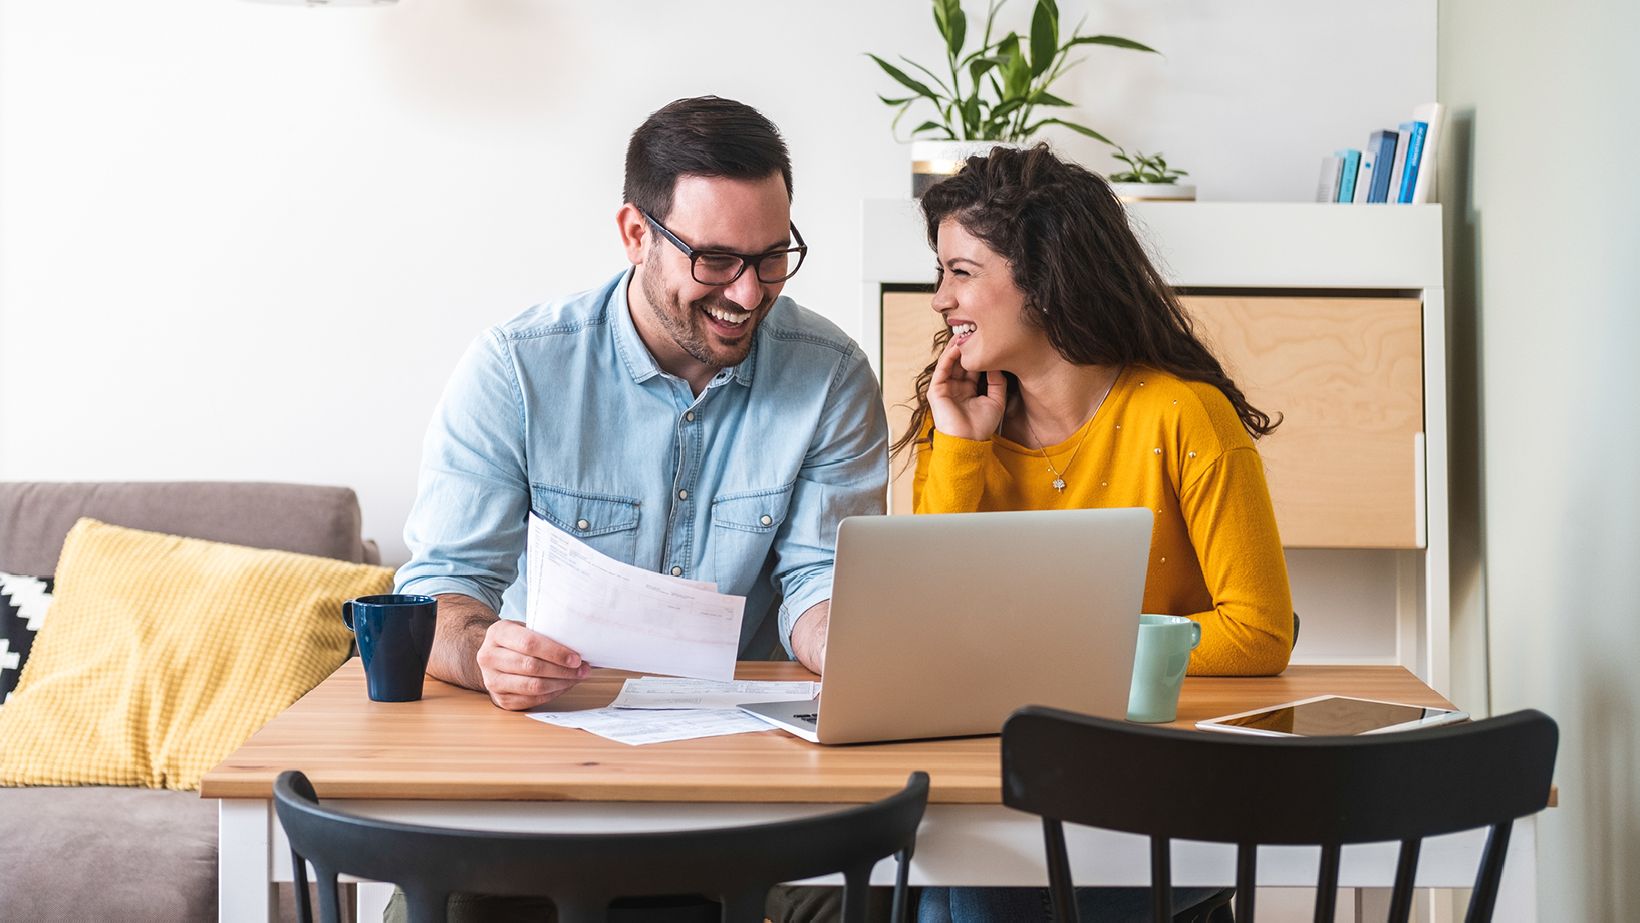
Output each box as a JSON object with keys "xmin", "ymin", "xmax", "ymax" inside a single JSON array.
[
  {"xmin": 273, "ymin": 769, "xmax": 929, "ymax": 923},
  {"xmin": 1001, "ymin": 707, "xmax": 1557, "ymax": 923}
]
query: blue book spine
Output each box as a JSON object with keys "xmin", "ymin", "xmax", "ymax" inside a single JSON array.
[
  {"xmin": 1336, "ymin": 149, "xmax": 1361, "ymax": 202},
  {"xmin": 1397, "ymin": 121, "xmax": 1428, "ymax": 203},
  {"xmin": 1367, "ymin": 130, "xmax": 1398, "ymax": 203}
]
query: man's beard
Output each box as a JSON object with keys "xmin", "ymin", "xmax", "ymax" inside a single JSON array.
[{"xmin": 640, "ymin": 250, "xmax": 768, "ymax": 370}]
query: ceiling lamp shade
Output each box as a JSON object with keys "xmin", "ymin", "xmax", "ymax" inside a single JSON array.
[{"xmin": 242, "ymin": 0, "xmax": 396, "ymax": 6}]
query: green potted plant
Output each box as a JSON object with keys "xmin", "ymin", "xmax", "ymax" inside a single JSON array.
[
  {"xmin": 870, "ymin": 0, "xmax": 1157, "ymax": 195},
  {"xmin": 1106, "ymin": 146, "xmax": 1196, "ymax": 201}
]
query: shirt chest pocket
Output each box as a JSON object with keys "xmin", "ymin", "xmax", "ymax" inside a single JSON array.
[
  {"xmin": 711, "ymin": 486, "xmax": 792, "ymax": 576},
  {"xmin": 531, "ymin": 483, "xmax": 642, "ymax": 564}
]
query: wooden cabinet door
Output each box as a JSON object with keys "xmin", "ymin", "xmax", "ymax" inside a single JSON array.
[
  {"xmin": 1180, "ymin": 295, "xmax": 1424, "ymax": 548},
  {"xmin": 881, "ymin": 290, "xmax": 946, "ymax": 515},
  {"xmin": 879, "ymin": 290, "xmax": 1425, "ymax": 546}
]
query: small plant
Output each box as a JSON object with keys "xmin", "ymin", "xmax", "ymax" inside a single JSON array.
[
  {"xmin": 1108, "ymin": 147, "xmax": 1188, "ymax": 184},
  {"xmin": 869, "ymin": 0, "xmax": 1157, "ymax": 144}
]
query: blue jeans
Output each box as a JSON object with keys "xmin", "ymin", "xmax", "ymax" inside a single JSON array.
[{"xmin": 918, "ymin": 886, "xmax": 1223, "ymax": 922}]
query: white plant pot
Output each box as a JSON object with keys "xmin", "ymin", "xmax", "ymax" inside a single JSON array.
[
  {"xmin": 1107, "ymin": 181, "xmax": 1197, "ymax": 203},
  {"xmin": 910, "ymin": 140, "xmax": 1027, "ymax": 197}
]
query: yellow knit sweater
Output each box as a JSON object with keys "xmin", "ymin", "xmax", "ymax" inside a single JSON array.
[{"xmin": 912, "ymin": 366, "xmax": 1293, "ymax": 676}]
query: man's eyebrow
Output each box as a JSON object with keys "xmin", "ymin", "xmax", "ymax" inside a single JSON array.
[{"xmin": 693, "ymin": 233, "xmax": 793, "ymax": 254}]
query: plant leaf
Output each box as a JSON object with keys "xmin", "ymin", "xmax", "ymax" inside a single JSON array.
[
  {"xmin": 911, "ymin": 120, "xmax": 956, "ymax": 140},
  {"xmin": 1066, "ymin": 34, "xmax": 1160, "ymax": 54},
  {"xmin": 878, "ymin": 94, "xmax": 917, "ymax": 107},
  {"xmin": 998, "ymin": 34, "xmax": 1031, "ymax": 98},
  {"xmin": 868, "ymin": 53, "xmax": 944, "ymax": 101},
  {"xmin": 947, "ymin": 4, "xmax": 968, "ymax": 59},
  {"xmin": 932, "ymin": 0, "xmax": 952, "ymax": 45},
  {"xmin": 1028, "ymin": 117, "xmax": 1115, "ymax": 146},
  {"xmin": 1029, "ymin": 90, "xmax": 1074, "ymax": 107},
  {"xmin": 1030, "ymin": 0, "xmax": 1059, "ymax": 78},
  {"xmin": 899, "ymin": 54, "xmax": 955, "ymax": 96}
]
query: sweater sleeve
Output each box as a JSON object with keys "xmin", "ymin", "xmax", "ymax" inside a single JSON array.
[
  {"xmin": 1177, "ymin": 446, "xmax": 1294, "ymax": 675},
  {"xmin": 912, "ymin": 430, "xmax": 995, "ymax": 514}
]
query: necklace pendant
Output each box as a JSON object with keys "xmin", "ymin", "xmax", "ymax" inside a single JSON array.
[{"xmin": 1052, "ymin": 477, "xmax": 1066, "ymax": 492}]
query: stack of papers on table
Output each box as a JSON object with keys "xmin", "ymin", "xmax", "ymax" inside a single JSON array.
[{"xmin": 527, "ymin": 678, "xmax": 819, "ymax": 746}]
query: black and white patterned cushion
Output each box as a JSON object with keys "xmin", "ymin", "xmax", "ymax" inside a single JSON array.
[{"xmin": 1, "ymin": 571, "xmax": 54, "ymax": 705}]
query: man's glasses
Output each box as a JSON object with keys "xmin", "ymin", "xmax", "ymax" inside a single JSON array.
[{"xmin": 640, "ymin": 209, "xmax": 808, "ymax": 286}]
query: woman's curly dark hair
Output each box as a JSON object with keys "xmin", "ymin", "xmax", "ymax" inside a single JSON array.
[{"xmin": 893, "ymin": 143, "xmax": 1279, "ymax": 459}]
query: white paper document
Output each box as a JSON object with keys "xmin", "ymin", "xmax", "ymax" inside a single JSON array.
[
  {"xmin": 526, "ymin": 515, "xmax": 746, "ymax": 682},
  {"xmin": 526, "ymin": 706, "xmax": 775, "ymax": 746},
  {"xmin": 610, "ymin": 678, "xmax": 820, "ymax": 710}
]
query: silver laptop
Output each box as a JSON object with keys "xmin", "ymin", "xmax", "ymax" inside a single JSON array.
[{"xmin": 741, "ymin": 507, "xmax": 1153, "ymax": 744}]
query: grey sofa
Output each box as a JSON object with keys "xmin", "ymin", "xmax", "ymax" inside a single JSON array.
[{"xmin": 0, "ymin": 481, "xmax": 380, "ymax": 922}]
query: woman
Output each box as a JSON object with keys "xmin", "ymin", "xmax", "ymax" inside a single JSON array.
[
  {"xmin": 907, "ymin": 146, "xmax": 1292, "ymax": 921},
  {"xmin": 904, "ymin": 144, "xmax": 1293, "ymax": 675}
]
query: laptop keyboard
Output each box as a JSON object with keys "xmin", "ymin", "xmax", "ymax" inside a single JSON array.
[{"xmin": 794, "ymin": 713, "xmax": 818, "ymax": 725}]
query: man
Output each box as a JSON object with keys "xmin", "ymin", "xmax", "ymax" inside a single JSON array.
[{"xmin": 397, "ymin": 96, "xmax": 887, "ymax": 711}]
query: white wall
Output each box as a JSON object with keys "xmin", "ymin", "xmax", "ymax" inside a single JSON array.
[
  {"xmin": 1439, "ymin": 0, "xmax": 1640, "ymax": 917},
  {"xmin": 0, "ymin": 0, "xmax": 1435, "ymax": 564}
]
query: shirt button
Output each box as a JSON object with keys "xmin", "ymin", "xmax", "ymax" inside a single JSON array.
[
  {"xmin": 760, "ymin": 514, "xmax": 773, "ymax": 526},
  {"xmin": 670, "ymin": 565, "xmax": 683, "ymax": 577},
  {"xmin": 685, "ymin": 411, "xmax": 695, "ymax": 422},
  {"xmin": 575, "ymin": 519, "xmax": 590, "ymax": 531},
  {"xmin": 678, "ymin": 489, "xmax": 689, "ymax": 501}
]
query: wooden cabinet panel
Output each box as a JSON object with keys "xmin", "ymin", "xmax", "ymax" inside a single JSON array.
[
  {"xmin": 882, "ymin": 290, "xmax": 946, "ymax": 514},
  {"xmin": 1180, "ymin": 295, "xmax": 1423, "ymax": 548},
  {"xmin": 879, "ymin": 291, "xmax": 1425, "ymax": 546}
]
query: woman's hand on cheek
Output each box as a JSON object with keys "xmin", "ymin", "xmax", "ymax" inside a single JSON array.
[{"xmin": 928, "ymin": 339, "xmax": 1007, "ymax": 441}]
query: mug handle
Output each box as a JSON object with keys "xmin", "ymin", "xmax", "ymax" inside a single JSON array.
[
  {"xmin": 1187, "ymin": 621, "xmax": 1202, "ymax": 651},
  {"xmin": 342, "ymin": 600, "xmax": 356, "ymax": 632}
]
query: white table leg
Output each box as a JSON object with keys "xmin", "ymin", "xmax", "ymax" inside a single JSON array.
[
  {"xmin": 358, "ymin": 881, "xmax": 394, "ymax": 922},
  {"xmin": 1490, "ymin": 818, "xmax": 1539, "ymax": 923},
  {"xmin": 219, "ymin": 799, "xmax": 275, "ymax": 923}
]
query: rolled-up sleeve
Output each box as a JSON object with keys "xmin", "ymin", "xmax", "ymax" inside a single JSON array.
[
  {"xmin": 395, "ymin": 330, "xmax": 530, "ymax": 614},
  {"xmin": 773, "ymin": 344, "xmax": 889, "ymax": 655}
]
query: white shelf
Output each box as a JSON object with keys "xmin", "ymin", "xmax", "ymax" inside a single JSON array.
[{"xmin": 862, "ymin": 199, "xmax": 1443, "ymax": 290}]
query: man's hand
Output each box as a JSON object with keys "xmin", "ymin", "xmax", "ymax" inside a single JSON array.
[
  {"xmin": 791, "ymin": 600, "xmax": 830, "ymax": 675},
  {"xmin": 427, "ymin": 593, "xmax": 590, "ymax": 711},
  {"xmin": 476, "ymin": 619, "xmax": 590, "ymax": 710}
]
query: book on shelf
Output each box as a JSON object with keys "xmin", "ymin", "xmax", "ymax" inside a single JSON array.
[
  {"xmin": 1367, "ymin": 130, "xmax": 1399, "ymax": 203},
  {"xmin": 1319, "ymin": 104, "xmax": 1443, "ymax": 204},
  {"xmin": 1316, "ymin": 154, "xmax": 1344, "ymax": 203},
  {"xmin": 1385, "ymin": 123, "xmax": 1412, "ymax": 203},
  {"xmin": 1336, "ymin": 149, "xmax": 1362, "ymax": 203},
  {"xmin": 1396, "ymin": 121, "xmax": 1428, "ymax": 203},
  {"xmin": 1352, "ymin": 146, "xmax": 1377, "ymax": 203},
  {"xmin": 1409, "ymin": 102, "xmax": 1444, "ymax": 204}
]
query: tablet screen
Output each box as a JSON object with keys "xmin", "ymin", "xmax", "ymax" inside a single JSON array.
[{"xmin": 1215, "ymin": 696, "xmax": 1450, "ymax": 736}]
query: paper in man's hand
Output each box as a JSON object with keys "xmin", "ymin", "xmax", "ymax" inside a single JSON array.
[{"xmin": 526, "ymin": 514, "xmax": 745, "ymax": 681}]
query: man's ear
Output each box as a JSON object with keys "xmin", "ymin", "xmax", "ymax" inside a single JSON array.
[{"xmin": 616, "ymin": 203, "xmax": 648, "ymax": 267}]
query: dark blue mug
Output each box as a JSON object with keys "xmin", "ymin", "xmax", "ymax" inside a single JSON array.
[{"xmin": 341, "ymin": 594, "xmax": 438, "ymax": 702}]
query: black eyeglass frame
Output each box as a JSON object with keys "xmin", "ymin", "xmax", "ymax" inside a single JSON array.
[{"xmin": 639, "ymin": 208, "xmax": 808, "ymax": 286}]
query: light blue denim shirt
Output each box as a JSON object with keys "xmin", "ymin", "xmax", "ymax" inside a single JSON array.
[{"xmin": 396, "ymin": 269, "xmax": 888, "ymax": 657}]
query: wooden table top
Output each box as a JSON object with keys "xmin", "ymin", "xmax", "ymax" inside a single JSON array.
[{"xmin": 200, "ymin": 661, "xmax": 1455, "ymax": 803}]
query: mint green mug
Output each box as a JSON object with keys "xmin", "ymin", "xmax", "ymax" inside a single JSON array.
[{"xmin": 1126, "ymin": 614, "xmax": 1202, "ymax": 723}]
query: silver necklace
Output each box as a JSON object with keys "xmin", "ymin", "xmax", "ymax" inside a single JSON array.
[{"xmin": 1022, "ymin": 367, "xmax": 1121, "ymax": 493}]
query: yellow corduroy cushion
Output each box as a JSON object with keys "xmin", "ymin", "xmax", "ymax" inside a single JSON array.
[{"xmin": 0, "ymin": 518, "xmax": 392, "ymax": 790}]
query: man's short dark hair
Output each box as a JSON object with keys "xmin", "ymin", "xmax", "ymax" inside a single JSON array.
[{"xmin": 623, "ymin": 97, "xmax": 793, "ymax": 222}]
